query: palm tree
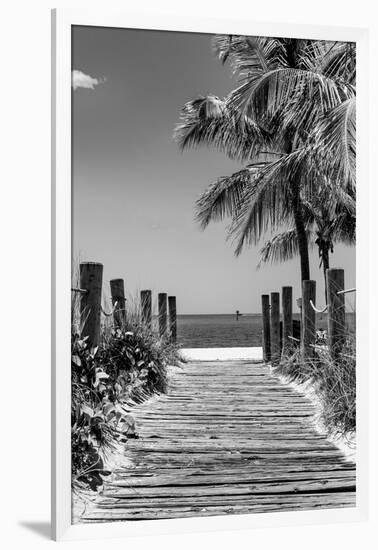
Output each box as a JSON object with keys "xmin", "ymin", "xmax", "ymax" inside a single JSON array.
[
  {"xmin": 174, "ymin": 36, "xmax": 356, "ymax": 283},
  {"xmin": 258, "ymin": 186, "xmax": 356, "ymax": 301}
]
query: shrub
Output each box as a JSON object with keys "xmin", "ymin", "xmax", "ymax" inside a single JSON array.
[{"xmin": 71, "ymin": 310, "xmax": 181, "ymax": 493}]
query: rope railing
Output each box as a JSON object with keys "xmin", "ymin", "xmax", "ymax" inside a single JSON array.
[
  {"xmin": 308, "ymin": 287, "xmax": 356, "ymax": 314},
  {"xmin": 77, "ymin": 264, "xmax": 178, "ymax": 346},
  {"xmin": 71, "ymin": 287, "xmax": 88, "ymax": 294},
  {"xmin": 337, "ymin": 287, "xmax": 356, "ymax": 295},
  {"xmin": 261, "ymin": 269, "xmax": 353, "ymax": 365},
  {"xmin": 101, "ymin": 301, "xmax": 118, "ymax": 317},
  {"xmin": 309, "ymin": 300, "xmax": 328, "ymax": 314}
]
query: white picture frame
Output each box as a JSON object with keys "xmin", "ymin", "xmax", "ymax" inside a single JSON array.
[{"xmin": 51, "ymin": 7, "xmax": 369, "ymax": 541}]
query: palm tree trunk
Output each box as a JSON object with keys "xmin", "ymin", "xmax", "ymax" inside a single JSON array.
[
  {"xmin": 292, "ymin": 183, "xmax": 310, "ymax": 282},
  {"xmin": 322, "ymin": 246, "xmax": 330, "ymax": 303}
]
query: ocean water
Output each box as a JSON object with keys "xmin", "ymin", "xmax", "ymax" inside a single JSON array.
[{"xmin": 177, "ymin": 313, "xmax": 355, "ymax": 348}]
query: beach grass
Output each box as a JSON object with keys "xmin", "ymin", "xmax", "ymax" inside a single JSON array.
[{"xmin": 274, "ymin": 331, "xmax": 356, "ymax": 439}]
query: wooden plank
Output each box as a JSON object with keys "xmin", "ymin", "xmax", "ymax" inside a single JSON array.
[
  {"xmin": 78, "ymin": 359, "xmax": 356, "ymax": 523},
  {"xmin": 108, "ymin": 471, "xmax": 355, "ymax": 489},
  {"xmin": 114, "ymin": 464, "xmax": 356, "ymax": 477},
  {"xmin": 82, "ymin": 493, "xmax": 356, "ymax": 521},
  {"xmin": 102, "ymin": 477, "xmax": 356, "ymax": 498}
]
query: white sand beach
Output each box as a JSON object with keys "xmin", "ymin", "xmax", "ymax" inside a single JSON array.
[{"xmin": 180, "ymin": 347, "xmax": 263, "ymax": 361}]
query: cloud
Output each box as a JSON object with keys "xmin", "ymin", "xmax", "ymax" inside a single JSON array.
[{"xmin": 72, "ymin": 70, "xmax": 105, "ymax": 91}]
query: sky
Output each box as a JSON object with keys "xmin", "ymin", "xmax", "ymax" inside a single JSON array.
[{"xmin": 72, "ymin": 26, "xmax": 356, "ymax": 314}]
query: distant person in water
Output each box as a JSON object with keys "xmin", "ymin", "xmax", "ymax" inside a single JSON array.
[{"xmin": 236, "ymin": 310, "xmax": 243, "ymax": 321}]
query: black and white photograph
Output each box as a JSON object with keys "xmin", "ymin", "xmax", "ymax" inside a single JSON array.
[{"xmin": 71, "ymin": 25, "xmax": 356, "ymax": 524}]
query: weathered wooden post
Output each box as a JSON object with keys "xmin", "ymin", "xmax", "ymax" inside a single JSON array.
[
  {"xmin": 79, "ymin": 262, "xmax": 103, "ymax": 347},
  {"xmin": 140, "ymin": 290, "xmax": 152, "ymax": 327},
  {"xmin": 327, "ymin": 268, "xmax": 346, "ymax": 359},
  {"xmin": 282, "ymin": 286, "xmax": 293, "ymax": 356},
  {"xmin": 261, "ymin": 294, "xmax": 271, "ymax": 362},
  {"xmin": 168, "ymin": 296, "xmax": 177, "ymax": 342},
  {"xmin": 301, "ymin": 280, "xmax": 316, "ymax": 362},
  {"xmin": 270, "ymin": 292, "xmax": 280, "ymax": 366},
  {"xmin": 158, "ymin": 293, "xmax": 168, "ymax": 337},
  {"xmin": 110, "ymin": 278, "xmax": 126, "ymax": 327}
]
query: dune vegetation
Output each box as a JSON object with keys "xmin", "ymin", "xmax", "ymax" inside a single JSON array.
[
  {"xmin": 71, "ymin": 289, "xmax": 181, "ymax": 495},
  {"xmin": 276, "ymin": 333, "xmax": 356, "ymax": 438}
]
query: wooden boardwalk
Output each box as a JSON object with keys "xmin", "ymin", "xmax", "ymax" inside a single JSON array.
[{"xmin": 82, "ymin": 360, "xmax": 356, "ymax": 522}]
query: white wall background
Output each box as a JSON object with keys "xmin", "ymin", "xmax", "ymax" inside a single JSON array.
[{"xmin": 0, "ymin": 0, "xmax": 377, "ymax": 548}]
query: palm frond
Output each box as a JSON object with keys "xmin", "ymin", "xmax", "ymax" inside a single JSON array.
[
  {"xmin": 174, "ymin": 95, "xmax": 268, "ymax": 162},
  {"xmin": 307, "ymin": 41, "xmax": 356, "ymax": 84},
  {"xmin": 195, "ymin": 168, "xmax": 254, "ymax": 229},
  {"xmin": 258, "ymin": 229, "xmax": 300, "ymax": 267},
  {"xmin": 331, "ymin": 208, "xmax": 356, "ymax": 244},
  {"xmin": 313, "ymin": 97, "xmax": 356, "ymax": 188},
  {"xmin": 212, "ymin": 35, "xmax": 286, "ymax": 76},
  {"xmin": 228, "ymin": 67, "xmax": 350, "ymax": 129},
  {"xmin": 229, "ymin": 153, "xmax": 303, "ymax": 254}
]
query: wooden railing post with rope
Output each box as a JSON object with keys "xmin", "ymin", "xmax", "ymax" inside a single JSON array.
[
  {"xmin": 110, "ymin": 278, "xmax": 126, "ymax": 327},
  {"xmin": 301, "ymin": 280, "xmax": 316, "ymax": 362},
  {"xmin": 141, "ymin": 290, "xmax": 152, "ymax": 327},
  {"xmin": 270, "ymin": 292, "xmax": 280, "ymax": 366},
  {"xmin": 168, "ymin": 296, "xmax": 177, "ymax": 342},
  {"xmin": 79, "ymin": 262, "xmax": 103, "ymax": 347},
  {"xmin": 158, "ymin": 293, "xmax": 168, "ymax": 337},
  {"xmin": 282, "ymin": 286, "xmax": 293, "ymax": 356},
  {"xmin": 261, "ymin": 269, "xmax": 353, "ymax": 366},
  {"xmin": 261, "ymin": 294, "xmax": 271, "ymax": 362},
  {"xmin": 327, "ymin": 268, "xmax": 346, "ymax": 359},
  {"xmin": 73, "ymin": 262, "xmax": 181, "ymax": 348},
  {"xmin": 307, "ymin": 268, "xmax": 353, "ymax": 360}
]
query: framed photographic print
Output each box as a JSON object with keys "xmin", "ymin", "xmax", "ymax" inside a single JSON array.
[{"xmin": 52, "ymin": 7, "xmax": 369, "ymax": 541}]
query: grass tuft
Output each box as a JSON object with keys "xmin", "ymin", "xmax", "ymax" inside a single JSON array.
[{"xmin": 274, "ymin": 337, "xmax": 355, "ymax": 439}]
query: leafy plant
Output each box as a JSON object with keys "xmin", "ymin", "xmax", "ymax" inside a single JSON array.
[{"xmin": 71, "ymin": 299, "xmax": 181, "ymax": 493}]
